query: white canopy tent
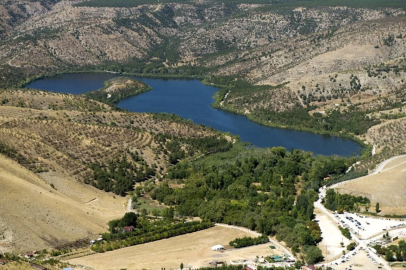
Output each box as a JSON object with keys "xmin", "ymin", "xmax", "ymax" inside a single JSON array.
[{"xmin": 211, "ymin": 245, "xmax": 225, "ymax": 251}]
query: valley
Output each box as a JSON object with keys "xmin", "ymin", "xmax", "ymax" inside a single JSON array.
[{"xmin": 1, "ymin": 0, "xmax": 406, "ymax": 270}]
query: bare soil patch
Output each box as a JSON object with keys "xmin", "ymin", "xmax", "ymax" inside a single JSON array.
[{"xmin": 315, "ymin": 209, "xmax": 350, "ymax": 262}]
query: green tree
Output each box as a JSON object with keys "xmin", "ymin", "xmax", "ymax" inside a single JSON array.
[
  {"xmin": 376, "ymin": 202, "xmax": 380, "ymax": 213},
  {"xmin": 385, "ymin": 250, "xmax": 395, "ymax": 261},
  {"xmin": 347, "ymin": 242, "xmax": 357, "ymax": 251},
  {"xmin": 180, "ymin": 263, "xmax": 184, "ymax": 270},
  {"xmin": 120, "ymin": 212, "xmax": 138, "ymax": 227},
  {"xmin": 152, "ymin": 208, "xmax": 161, "ymax": 217},
  {"xmin": 303, "ymin": 245, "xmax": 324, "ymax": 264},
  {"xmin": 163, "ymin": 207, "xmax": 174, "ymax": 220}
]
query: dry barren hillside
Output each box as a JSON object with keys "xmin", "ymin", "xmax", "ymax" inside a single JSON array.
[
  {"xmin": 335, "ymin": 156, "xmax": 406, "ymax": 215},
  {"xmin": 0, "ymin": 153, "xmax": 127, "ymax": 253}
]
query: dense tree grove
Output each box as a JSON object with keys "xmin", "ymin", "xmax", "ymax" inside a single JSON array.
[
  {"xmin": 373, "ymin": 240, "xmax": 406, "ymax": 262},
  {"xmin": 86, "ymin": 135, "xmax": 231, "ymax": 195},
  {"xmin": 86, "ymin": 154, "xmax": 155, "ymax": 195},
  {"xmin": 151, "ymin": 145, "xmax": 353, "ymax": 263},
  {"xmin": 324, "ymin": 189, "xmax": 370, "ymax": 212},
  {"xmin": 229, "ymin": 235, "xmax": 269, "ymax": 248}
]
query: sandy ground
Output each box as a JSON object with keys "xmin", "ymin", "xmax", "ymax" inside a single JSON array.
[
  {"xmin": 68, "ymin": 226, "xmax": 283, "ymax": 270},
  {"xmin": 323, "ymin": 250, "xmax": 384, "ymax": 270},
  {"xmin": 315, "ymin": 209, "xmax": 350, "ymax": 262},
  {"xmin": 335, "ymin": 156, "xmax": 406, "ymax": 215}
]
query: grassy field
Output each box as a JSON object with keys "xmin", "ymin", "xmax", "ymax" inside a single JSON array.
[
  {"xmin": 335, "ymin": 156, "xmax": 406, "ymax": 215},
  {"xmin": 68, "ymin": 226, "xmax": 282, "ymax": 270}
]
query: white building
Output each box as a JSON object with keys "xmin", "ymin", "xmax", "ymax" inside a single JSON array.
[{"xmin": 211, "ymin": 245, "xmax": 225, "ymax": 251}]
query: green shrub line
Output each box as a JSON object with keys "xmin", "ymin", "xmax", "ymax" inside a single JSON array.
[
  {"xmin": 92, "ymin": 221, "xmax": 214, "ymax": 253},
  {"xmin": 229, "ymin": 235, "xmax": 269, "ymax": 248}
]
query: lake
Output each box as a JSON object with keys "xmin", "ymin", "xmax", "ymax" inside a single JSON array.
[{"xmin": 26, "ymin": 73, "xmax": 362, "ymax": 156}]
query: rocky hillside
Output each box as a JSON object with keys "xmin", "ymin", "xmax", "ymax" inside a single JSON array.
[{"xmin": 0, "ymin": 2, "xmax": 404, "ymax": 115}]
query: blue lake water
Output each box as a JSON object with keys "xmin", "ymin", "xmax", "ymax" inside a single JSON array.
[{"xmin": 26, "ymin": 73, "xmax": 362, "ymax": 156}]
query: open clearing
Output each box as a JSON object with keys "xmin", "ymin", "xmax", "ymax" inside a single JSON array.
[
  {"xmin": 315, "ymin": 209, "xmax": 350, "ymax": 262},
  {"xmin": 335, "ymin": 156, "xmax": 406, "ymax": 215},
  {"xmin": 68, "ymin": 226, "xmax": 283, "ymax": 270}
]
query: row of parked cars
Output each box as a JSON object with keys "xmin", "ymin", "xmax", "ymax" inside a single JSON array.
[{"xmin": 366, "ymin": 251, "xmax": 380, "ymax": 265}]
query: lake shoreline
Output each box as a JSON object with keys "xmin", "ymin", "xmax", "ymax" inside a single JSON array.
[{"xmin": 24, "ymin": 72, "xmax": 364, "ymax": 156}]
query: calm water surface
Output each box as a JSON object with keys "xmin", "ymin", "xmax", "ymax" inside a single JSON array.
[{"xmin": 26, "ymin": 73, "xmax": 362, "ymax": 156}]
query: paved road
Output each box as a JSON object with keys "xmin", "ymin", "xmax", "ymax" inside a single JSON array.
[{"xmin": 370, "ymin": 154, "xmax": 406, "ymax": 176}]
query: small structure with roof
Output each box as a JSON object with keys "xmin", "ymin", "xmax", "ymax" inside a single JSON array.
[
  {"xmin": 124, "ymin": 226, "xmax": 135, "ymax": 232},
  {"xmin": 211, "ymin": 245, "xmax": 225, "ymax": 251}
]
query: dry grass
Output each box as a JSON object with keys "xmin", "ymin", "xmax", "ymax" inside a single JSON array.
[
  {"xmin": 68, "ymin": 226, "xmax": 282, "ymax": 270},
  {"xmin": 336, "ymin": 156, "xmax": 406, "ymax": 215},
  {"xmin": 0, "ymin": 154, "xmax": 127, "ymax": 253}
]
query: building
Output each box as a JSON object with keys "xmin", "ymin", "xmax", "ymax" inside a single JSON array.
[
  {"xmin": 211, "ymin": 245, "xmax": 225, "ymax": 251},
  {"xmin": 124, "ymin": 226, "xmax": 135, "ymax": 232}
]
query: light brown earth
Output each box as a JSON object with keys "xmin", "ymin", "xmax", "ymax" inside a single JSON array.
[
  {"xmin": 0, "ymin": 154, "xmax": 127, "ymax": 253},
  {"xmin": 335, "ymin": 156, "xmax": 406, "ymax": 215},
  {"xmin": 315, "ymin": 209, "xmax": 350, "ymax": 262},
  {"xmin": 68, "ymin": 226, "xmax": 283, "ymax": 270}
]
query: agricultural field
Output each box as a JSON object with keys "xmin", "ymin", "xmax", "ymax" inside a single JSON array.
[{"xmin": 68, "ymin": 225, "xmax": 282, "ymax": 270}]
